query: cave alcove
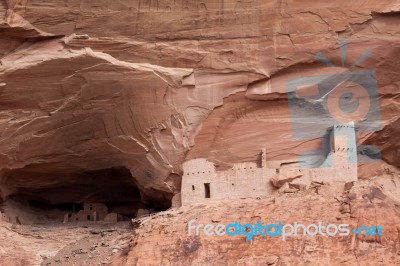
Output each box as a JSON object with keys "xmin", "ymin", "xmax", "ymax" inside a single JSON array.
[{"xmin": 0, "ymin": 166, "xmax": 170, "ymax": 224}]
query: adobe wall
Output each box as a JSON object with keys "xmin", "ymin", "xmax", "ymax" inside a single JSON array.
[
  {"xmin": 182, "ymin": 124, "xmax": 358, "ymax": 206},
  {"xmin": 181, "ymin": 155, "xmax": 275, "ymax": 206},
  {"xmin": 69, "ymin": 202, "xmax": 109, "ymax": 222},
  {"xmin": 85, "ymin": 203, "xmax": 108, "ymax": 220},
  {"xmin": 213, "ymin": 162, "xmax": 275, "ymax": 200},
  {"xmin": 181, "ymin": 159, "xmax": 216, "ymax": 206}
]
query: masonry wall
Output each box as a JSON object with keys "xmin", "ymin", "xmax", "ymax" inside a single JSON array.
[
  {"xmin": 182, "ymin": 124, "xmax": 358, "ymax": 206},
  {"xmin": 69, "ymin": 202, "xmax": 109, "ymax": 222},
  {"xmin": 213, "ymin": 162, "xmax": 275, "ymax": 200},
  {"xmin": 302, "ymin": 123, "xmax": 357, "ymax": 183},
  {"xmin": 182, "ymin": 158, "xmax": 275, "ymax": 206}
]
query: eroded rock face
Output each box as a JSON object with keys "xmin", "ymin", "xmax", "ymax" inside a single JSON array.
[
  {"xmin": 0, "ymin": 47, "xmax": 192, "ymax": 213},
  {"xmin": 0, "ymin": 1, "xmax": 400, "ymax": 210},
  {"xmin": 111, "ymin": 180, "xmax": 400, "ymax": 265}
]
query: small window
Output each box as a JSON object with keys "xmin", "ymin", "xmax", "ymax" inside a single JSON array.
[
  {"xmin": 76, "ymin": 218, "xmax": 79, "ymax": 221},
  {"xmin": 192, "ymin": 185, "xmax": 195, "ymax": 191},
  {"xmin": 204, "ymin": 183, "xmax": 210, "ymax": 198},
  {"xmin": 90, "ymin": 204, "xmax": 93, "ymax": 210},
  {"xmin": 87, "ymin": 215, "xmax": 91, "ymax": 221}
]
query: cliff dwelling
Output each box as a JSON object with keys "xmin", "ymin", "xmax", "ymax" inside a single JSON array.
[
  {"xmin": 181, "ymin": 122, "xmax": 358, "ymax": 205},
  {"xmin": 0, "ymin": 167, "xmax": 164, "ymax": 225},
  {"xmin": 181, "ymin": 149, "xmax": 276, "ymax": 206}
]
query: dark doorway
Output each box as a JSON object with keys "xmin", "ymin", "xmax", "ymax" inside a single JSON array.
[{"xmin": 204, "ymin": 183, "xmax": 210, "ymax": 198}]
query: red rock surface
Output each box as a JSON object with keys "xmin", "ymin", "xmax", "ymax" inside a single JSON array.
[
  {"xmin": 1, "ymin": 1, "xmax": 400, "ymax": 193},
  {"xmin": 111, "ymin": 178, "xmax": 400, "ymax": 265},
  {"xmin": 1, "ymin": 0, "xmax": 400, "ymax": 264}
]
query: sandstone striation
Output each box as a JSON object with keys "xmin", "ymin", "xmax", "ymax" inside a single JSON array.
[
  {"xmin": 0, "ymin": 0, "xmax": 400, "ymax": 264},
  {"xmin": 0, "ymin": 0, "xmax": 399, "ymax": 206}
]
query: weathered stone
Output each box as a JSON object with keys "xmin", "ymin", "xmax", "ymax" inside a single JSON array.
[
  {"xmin": 272, "ymin": 169, "xmax": 303, "ymax": 188},
  {"xmin": 0, "ymin": 0, "xmax": 399, "ymax": 265},
  {"xmin": 181, "ymin": 150, "xmax": 275, "ymax": 205}
]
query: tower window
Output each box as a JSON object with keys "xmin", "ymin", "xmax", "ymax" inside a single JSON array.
[{"xmin": 192, "ymin": 185, "xmax": 195, "ymax": 191}]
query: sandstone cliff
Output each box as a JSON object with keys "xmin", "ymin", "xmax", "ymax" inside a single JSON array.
[
  {"xmin": 1, "ymin": 0, "xmax": 400, "ymax": 265},
  {"xmin": 1, "ymin": 1, "xmax": 400, "ymax": 204}
]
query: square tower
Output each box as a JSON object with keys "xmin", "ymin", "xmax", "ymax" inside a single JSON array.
[{"xmin": 332, "ymin": 122, "xmax": 357, "ymax": 166}]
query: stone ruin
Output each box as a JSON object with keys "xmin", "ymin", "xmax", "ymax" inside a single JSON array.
[
  {"xmin": 181, "ymin": 149, "xmax": 276, "ymax": 206},
  {"xmin": 63, "ymin": 202, "xmax": 119, "ymax": 223},
  {"xmin": 62, "ymin": 203, "xmax": 156, "ymax": 224},
  {"xmin": 181, "ymin": 122, "xmax": 358, "ymax": 206},
  {"xmin": 0, "ymin": 201, "xmax": 157, "ymax": 225},
  {"xmin": 0, "ymin": 166, "xmax": 159, "ymax": 225}
]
